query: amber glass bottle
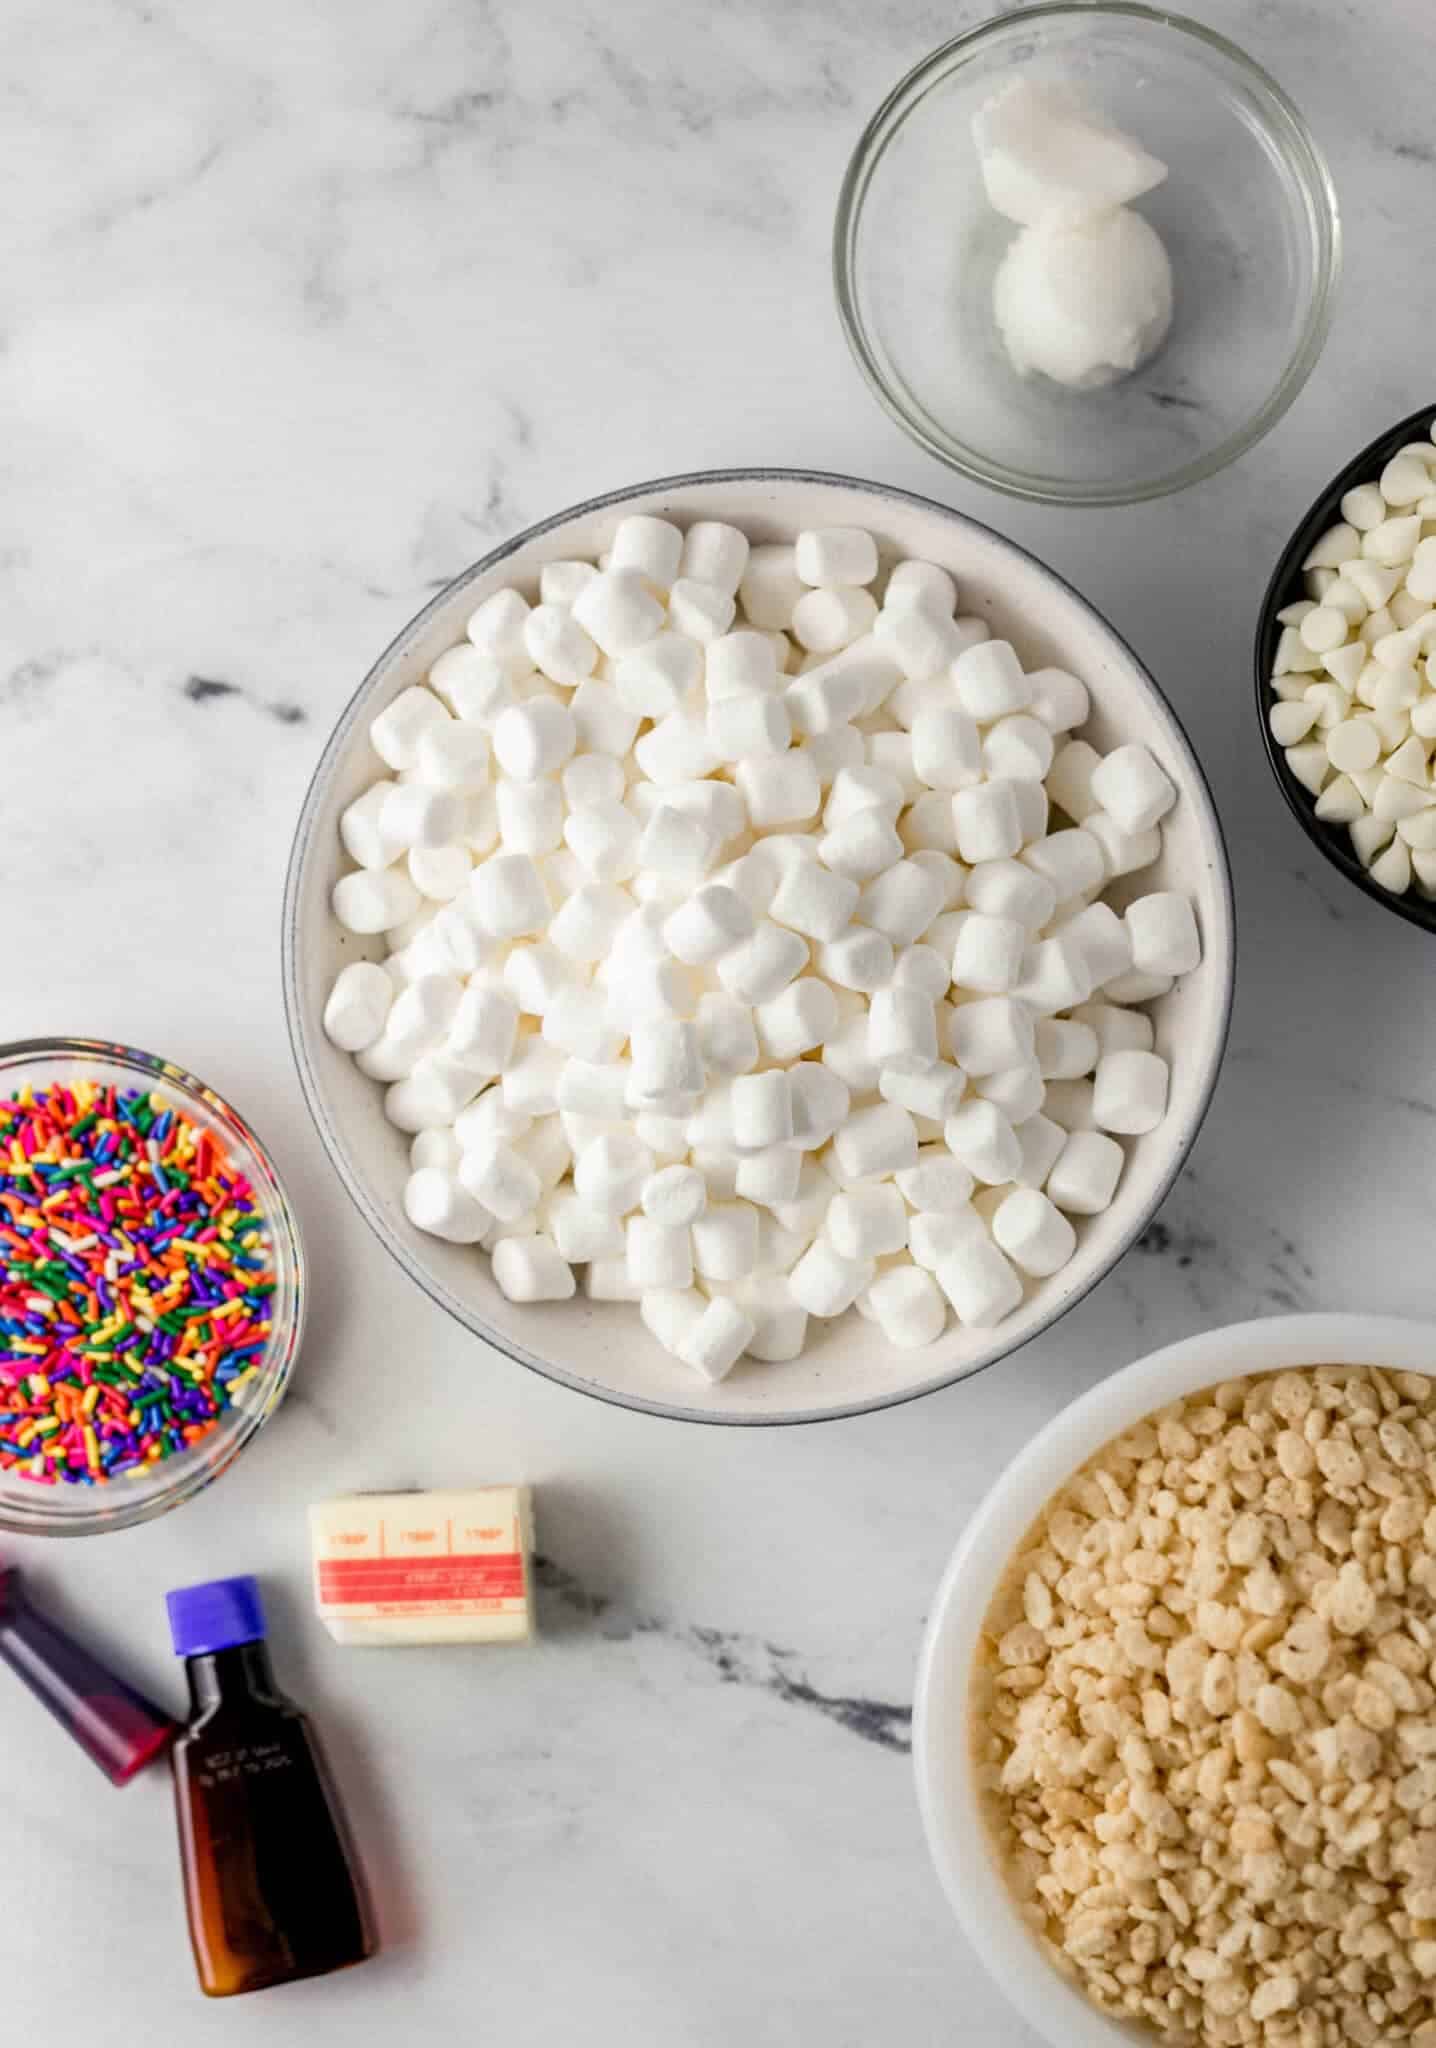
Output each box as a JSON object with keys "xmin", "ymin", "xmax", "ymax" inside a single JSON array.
[{"xmin": 166, "ymin": 1575, "xmax": 376, "ymax": 1997}]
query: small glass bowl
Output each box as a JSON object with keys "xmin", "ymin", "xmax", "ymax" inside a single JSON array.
[
  {"xmin": 834, "ymin": 3, "xmax": 1340, "ymax": 506},
  {"xmin": 0, "ymin": 1040, "xmax": 305, "ymax": 1536}
]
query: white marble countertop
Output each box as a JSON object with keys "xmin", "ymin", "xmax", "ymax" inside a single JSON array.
[{"xmin": 4, "ymin": 0, "xmax": 1436, "ymax": 2039}]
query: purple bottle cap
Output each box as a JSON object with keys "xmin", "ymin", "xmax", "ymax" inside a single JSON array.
[{"xmin": 166, "ymin": 1576, "xmax": 267, "ymax": 1657}]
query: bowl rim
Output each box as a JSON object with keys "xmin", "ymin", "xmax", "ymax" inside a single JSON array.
[
  {"xmin": 283, "ymin": 464, "xmax": 1236, "ymax": 1427},
  {"xmin": 913, "ymin": 1310, "xmax": 1436, "ymax": 2048},
  {"xmin": 1254, "ymin": 401, "xmax": 1436, "ymax": 935},
  {"xmin": 0, "ymin": 1035, "xmax": 306, "ymax": 1535},
  {"xmin": 832, "ymin": 0, "xmax": 1343, "ymax": 508}
]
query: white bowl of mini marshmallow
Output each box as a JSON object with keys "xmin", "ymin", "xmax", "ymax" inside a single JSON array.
[{"xmin": 284, "ymin": 471, "xmax": 1234, "ymax": 1423}]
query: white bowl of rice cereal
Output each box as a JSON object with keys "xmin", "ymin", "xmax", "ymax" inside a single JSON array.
[{"xmin": 914, "ymin": 1314, "xmax": 1436, "ymax": 2048}]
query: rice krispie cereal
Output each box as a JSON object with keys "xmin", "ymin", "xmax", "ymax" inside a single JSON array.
[{"xmin": 972, "ymin": 1366, "xmax": 1436, "ymax": 2047}]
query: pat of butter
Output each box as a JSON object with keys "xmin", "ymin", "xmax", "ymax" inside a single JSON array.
[{"xmin": 309, "ymin": 1487, "xmax": 534, "ymax": 1646}]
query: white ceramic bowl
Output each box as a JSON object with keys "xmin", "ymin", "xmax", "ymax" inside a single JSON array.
[
  {"xmin": 284, "ymin": 469, "xmax": 1234, "ymax": 1425},
  {"xmin": 914, "ymin": 1312, "xmax": 1436, "ymax": 2047}
]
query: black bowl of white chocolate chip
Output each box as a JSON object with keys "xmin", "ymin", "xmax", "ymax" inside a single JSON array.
[{"xmin": 1257, "ymin": 403, "xmax": 1436, "ymax": 932}]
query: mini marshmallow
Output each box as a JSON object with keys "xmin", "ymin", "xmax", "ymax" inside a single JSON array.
[
  {"xmin": 788, "ymin": 1239, "xmax": 875, "ymax": 1318},
  {"xmin": 734, "ymin": 752, "xmax": 821, "ymax": 828},
  {"xmin": 1022, "ymin": 828, "xmax": 1104, "ymax": 903},
  {"xmin": 492, "ymin": 1234, "xmax": 576, "ymax": 1303},
  {"xmin": 788, "ymin": 1064, "xmax": 851, "ymax": 1151},
  {"xmin": 502, "ymin": 1038, "xmax": 567, "ymax": 1116},
  {"xmin": 678, "ymin": 1297, "xmax": 755, "ymax": 1381},
  {"xmin": 875, "ymin": 604, "xmax": 969, "ymax": 683},
  {"xmin": 404, "ymin": 1167, "xmax": 491, "ymax": 1244},
  {"xmin": 614, "ymin": 632, "xmax": 703, "ymax": 718},
  {"xmin": 868, "ymin": 987, "xmax": 938, "ymax": 1064},
  {"xmin": 690, "ymin": 1144, "xmax": 739, "ymax": 1198},
  {"xmin": 785, "ymin": 663, "xmax": 868, "ymax": 737},
  {"xmin": 991, "ymin": 1189, "xmax": 1077, "ymax": 1278},
  {"xmin": 371, "ymin": 687, "xmax": 450, "ymax": 771},
  {"xmin": 1046, "ymin": 1129, "xmax": 1124, "ymax": 1214},
  {"xmin": 569, "ymin": 680, "xmax": 641, "ymax": 759},
  {"xmin": 555, "ymin": 1057, "xmax": 631, "ymax": 1121},
  {"xmin": 548, "ymin": 1195, "xmax": 626, "ymax": 1264},
  {"xmin": 629, "ymin": 1019, "xmax": 703, "ymax": 1103},
  {"xmin": 952, "ymin": 912, "xmax": 1026, "ymax": 994},
  {"xmin": 1045, "ymin": 738, "xmax": 1102, "ymax": 824},
  {"xmin": 755, "ymin": 977, "xmax": 839, "ymax": 1060},
  {"xmin": 1085, "ymin": 810, "xmax": 1161, "ymax": 878},
  {"xmin": 813, "ymin": 926, "xmax": 892, "ymax": 994},
  {"xmin": 563, "ymin": 799, "xmax": 640, "ymax": 882},
  {"xmin": 705, "ymin": 629, "xmax": 781, "ymax": 701},
  {"xmin": 607, "ymin": 516, "xmax": 684, "ymax": 591},
  {"xmin": 717, "ymin": 921, "xmax": 808, "ymax": 1005},
  {"xmin": 864, "ymin": 1264, "xmax": 947, "ymax": 1349},
  {"xmin": 883, "ymin": 559, "xmax": 957, "ymax": 615},
  {"xmin": 770, "ymin": 859, "xmax": 860, "ymax": 942},
  {"xmin": 964, "ymin": 857, "xmax": 1054, "ymax": 930},
  {"xmin": 1013, "ymin": 1112, "xmax": 1067, "ymax": 1191},
  {"xmin": 824, "ymin": 765, "xmax": 905, "ymax": 827},
  {"xmin": 879, "ymin": 1058, "xmax": 965, "ymax": 1122},
  {"xmin": 828, "ymin": 1184, "xmax": 908, "ymax": 1261},
  {"xmin": 738, "ymin": 1276, "xmax": 808, "ymax": 1361},
  {"xmin": 633, "ymin": 712, "xmax": 721, "ymax": 786},
  {"xmin": 411, "ymin": 1127, "xmax": 462, "ymax": 1173},
  {"xmin": 521, "ymin": 1120, "xmax": 572, "ymax": 1192},
  {"xmin": 936, "ymin": 1235, "xmax": 1023, "ymax": 1328},
  {"xmin": 469, "ymin": 853, "xmax": 548, "ymax": 939},
  {"xmin": 584, "ymin": 1257, "xmax": 644, "ymax": 1302},
  {"xmin": 1125, "ymin": 893, "xmax": 1201, "ymax": 976},
  {"xmin": 324, "ymin": 962, "xmax": 394, "ymax": 1052},
  {"xmin": 708, "ymin": 692, "xmax": 790, "ymax": 760},
  {"xmin": 663, "ymin": 883, "xmax": 754, "ymax": 965},
  {"xmin": 795, "ymin": 527, "xmax": 878, "ymax": 588},
  {"xmin": 548, "ymin": 882, "xmax": 633, "ymax": 964},
  {"xmin": 637, "ymin": 803, "xmax": 715, "ymax": 882},
  {"xmin": 895, "ymin": 1148, "xmax": 974, "ymax": 1216},
  {"xmin": 821, "ymin": 1012, "xmax": 882, "ymax": 1093},
  {"xmin": 1043, "ymin": 1079, "xmax": 1096, "ymax": 1131},
  {"xmin": 696, "ymin": 992, "xmax": 760, "ymax": 1077},
  {"xmin": 642, "ymin": 1164, "xmax": 707, "ymax": 1227},
  {"xmin": 626, "ymin": 1215, "xmax": 694, "ymax": 1291},
  {"xmin": 571, "ymin": 568, "xmax": 665, "ymax": 658},
  {"xmin": 492, "ymin": 699, "xmax": 576, "ymax": 782},
  {"xmin": 832, "ymin": 1101, "xmax": 918, "ymax": 1180},
  {"xmin": 409, "ymin": 845, "xmax": 473, "ymax": 901},
  {"xmin": 668, "ymin": 578, "xmax": 736, "ymax": 642},
  {"xmin": 496, "ymin": 778, "xmax": 564, "ymax": 855},
  {"xmin": 1070, "ymin": 1002, "xmax": 1153, "ymax": 1056},
  {"xmin": 503, "ymin": 942, "xmax": 576, "ymax": 1018},
  {"xmin": 640, "ymin": 1287, "xmax": 706, "ymax": 1358},
  {"xmin": 899, "ymin": 792, "xmax": 962, "ymax": 855},
  {"xmin": 909, "ymin": 706, "xmax": 984, "ymax": 793},
  {"xmin": 1012, "ymin": 778, "xmax": 1048, "ymax": 846},
  {"xmin": 948, "ymin": 996, "xmax": 1034, "ymax": 1076},
  {"xmin": 455, "ymin": 1087, "xmax": 532, "ymax": 1151},
  {"xmin": 866, "ymin": 730, "xmax": 921, "ymax": 799},
  {"xmin": 1012, "ymin": 933, "xmax": 1095, "ymax": 1016},
  {"xmin": 892, "ymin": 942, "xmax": 954, "ymax": 999},
  {"xmin": 459, "ymin": 1139, "xmax": 543, "ymax": 1222},
  {"xmin": 340, "ymin": 783, "xmax": 403, "ymax": 870},
  {"xmin": 944, "ymin": 1099, "xmax": 1021, "ymax": 1185},
  {"xmin": 739, "ymin": 544, "xmax": 805, "ymax": 629},
  {"xmin": 731, "ymin": 1069, "xmax": 794, "ymax": 1150},
  {"xmin": 522, "ymin": 605, "xmax": 597, "ymax": 688},
  {"xmin": 466, "ymin": 589, "xmax": 531, "ymax": 665},
  {"xmin": 542, "ymin": 986, "xmax": 625, "ymax": 1064},
  {"xmin": 573, "ymin": 1133, "xmax": 654, "ymax": 1216},
  {"xmin": 976, "ymin": 1063, "xmax": 1045, "ymax": 1124},
  {"xmin": 954, "ymin": 781, "xmax": 1023, "ymax": 864},
  {"xmin": 818, "ymin": 809, "xmax": 905, "ymax": 881},
  {"xmin": 857, "ymin": 859, "xmax": 947, "ymax": 947},
  {"xmin": 447, "ymin": 983, "xmax": 520, "ymax": 1073},
  {"xmin": 952, "ymin": 640, "xmax": 1031, "ymax": 721},
  {"xmin": 792, "ymin": 586, "xmax": 878, "ymax": 655},
  {"xmin": 1090, "ymin": 744, "xmax": 1176, "ymax": 833},
  {"xmin": 1026, "ymin": 667, "xmax": 1091, "ymax": 734},
  {"xmin": 1092, "ymin": 1049, "xmax": 1169, "ymax": 1135},
  {"xmin": 1035, "ymin": 1018, "xmax": 1100, "ymax": 1081},
  {"xmin": 539, "ymin": 559, "xmax": 598, "ymax": 607},
  {"xmin": 333, "ymin": 868, "xmax": 422, "ymax": 935},
  {"xmin": 680, "ymin": 521, "xmax": 749, "ymax": 594},
  {"xmin": 384, "ymin": 1056, "xmax": 485, "ymax": 1132},
  {"xmin": 691, "ymin": 1200, "xmax": 761, "ymax": 1283},
  {"xmin": 1057, "ymin": 901, "xmax": 1132, "ymax": 988},
  {"xmin": 734, "ymin": 1146, "xmax": 803, "ymax": 1206}
]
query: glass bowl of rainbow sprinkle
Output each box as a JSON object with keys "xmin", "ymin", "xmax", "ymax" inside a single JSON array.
[{"xmin": 0, "ymin": 1039, "xmax": 305, "ymax": 1536}]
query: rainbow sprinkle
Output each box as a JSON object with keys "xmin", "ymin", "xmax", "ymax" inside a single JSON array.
[{"xmin": 0, "ymin": 1081, "xmax": 275, "ymax": 1488}]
